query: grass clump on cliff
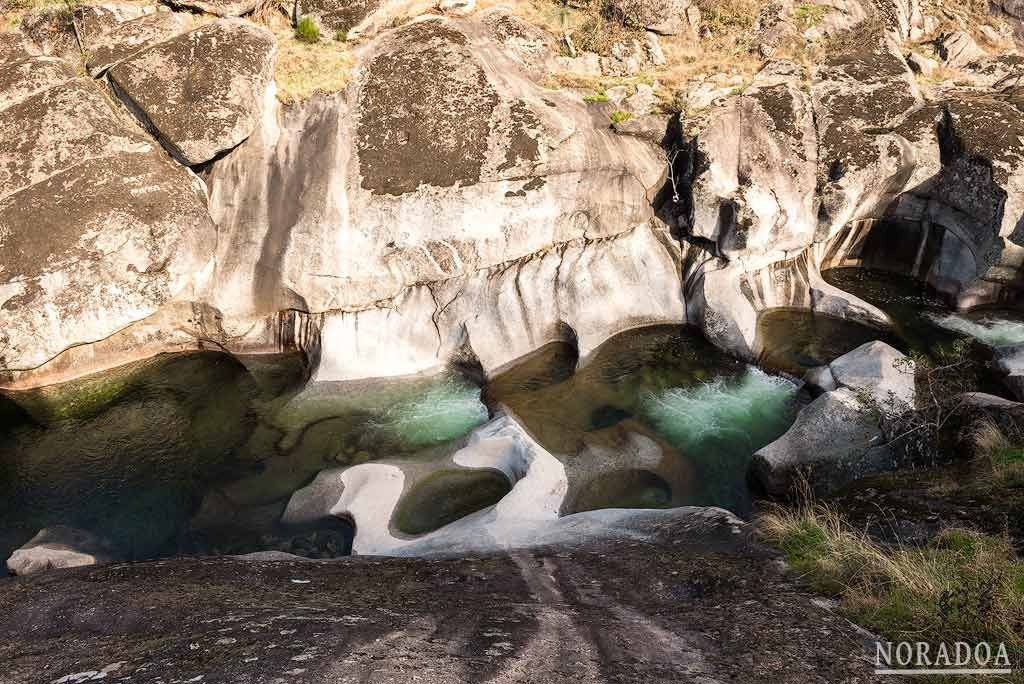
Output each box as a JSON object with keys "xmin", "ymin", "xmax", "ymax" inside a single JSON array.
[
  {"xmin": 609, "ymin": 110, "xmax": 632, "ymax": 123},
  {"xmin": 760, "ymin": 502, "xmax": 1024, "ymax": 668},
  {"xmin": 294, "ymin": 15, "xmax": 320, "ymax": 43},
  {"xmin": 695, "ymin": 0, "xmax": 755, "ymax": 34},
  {"xmin": 793, "ymin": 3, "xmax": 828, "ymax": 28},
  {"xmin": 272, "ymin": 21, "xmax": 354, "ymax": 103}
]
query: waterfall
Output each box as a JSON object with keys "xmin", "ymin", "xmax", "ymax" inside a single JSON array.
[{"xmin": 926, "ymin": 313, "xmax": 1024, "ymax": 346}]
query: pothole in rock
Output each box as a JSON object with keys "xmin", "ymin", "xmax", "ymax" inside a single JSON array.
[{"xmin": 392, "ymin": 468, "xmax": 513, "ymax": 536}]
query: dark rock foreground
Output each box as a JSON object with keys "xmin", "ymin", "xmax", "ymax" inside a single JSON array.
[{"xmin": 0, "ymin": 513, "xmax": 885, "ymax": 684}]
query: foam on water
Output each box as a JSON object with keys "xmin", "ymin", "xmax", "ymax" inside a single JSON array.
[
  {"xmin": 641, "ymin": 367, "xmax": 799, "ymax": 451},
  {"xmin": 639, "ymin": 367, "xmax": 799, "ymax": 512},
  {"xmin": 926, "ymin": 313, "xmax": 1024, "ymax": 347},
  {"xmin": 364, "ymin": 375, "xmax": 490, "ymax": 450}
]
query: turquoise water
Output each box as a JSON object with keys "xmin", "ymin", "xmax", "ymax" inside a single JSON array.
[
  {"xmin": 487, "ymin": 327, "xmax": 800, "ymax": 515},
  {"xmin": 0, "ymin": 326, "xmax": 804, "ymax": 567},
  {"xmin": 0, "ymin": 354, "xmax": 489, "ymax": 564},
  {"xmin": 641, "ymin": 368, "xmax": 800, "ymax": 508}
]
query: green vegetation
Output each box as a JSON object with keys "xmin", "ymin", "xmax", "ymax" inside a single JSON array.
[
  {"xmin": 548, "ymin": 0, "xmax": 640, "ymax": 55},
  {"xmin": 695, "ymin": 0, "xmax": 755, "ymax": 34},
  {"xmin": 583, "ymin": 91, "xmax": 609, "ymax": 103},
  {"xmin": 294, "ymin": 15, "xmax": 320, "ymax": 44},
  {"xmin": 274, "ymin": 22, "xmax": 355, "ymax": 103},
  {"xmin": 609, "ymin": 110, "xmax": 633, "ymax": 124},
  {"xmin": 760, "ymin": 503, "xmax": 1024, "ymax": 669},
  {"xmin": 971, "ymin": 418, "xmax": 1024, "ymax": 488},
  {"xmin": 334, "ymin": 28, "xmax": 348, "ymax": 42},
  {"xmin": 794, "ymin": 3, "xmax": 829, "ymax": 28}
]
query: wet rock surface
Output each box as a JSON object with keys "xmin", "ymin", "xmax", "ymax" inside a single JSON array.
[{"xmin": 0, "ymin": 518, "xmax": 885, "ymax": 684}]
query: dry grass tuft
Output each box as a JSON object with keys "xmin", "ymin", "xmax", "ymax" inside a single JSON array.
[
  {"xmin": 759, "ymin": 501, "xmax": 1024, "ymax": 666},
  {"xmin": 971, "ymin": 418, "xmax": 1024, "ymax": 489},
  {"xmin": 271, "ymin": 20, "xmax": 355, "ymax": 104}
]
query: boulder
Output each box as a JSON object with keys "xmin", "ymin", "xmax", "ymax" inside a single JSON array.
[
  {"xmin": 956, "ymin": 392, "xmax": 1024, "ymax": 438},
  {"xmin": 293, "ymin": 0, "xmax": 381, "ymax": 36},
  {"xmin": 937, "ymin": 31, "xmax": 985, "ymax": 69},
  {"xmin": 611, "ymin": 113, "xmax": 668, "ymax": 143},
  {"xmin": 0, "ymin": 58, "xmax": 217, "ymax": 379},
  {"xmin": 803, "ymin": 365, "xmax": 837, "ymax": 396},
  {"xmin": 6, "ymin": 526, "xmax": 117, "ymax": 576},
  {"xmin": 751, "ymin": 388, "xmax": 895, "ymax": 496},
  {"xmin": 108, "ymin": 19, "xmax": 276, "ymax": 165},
  {"xmin": 906, "ymin": 51, "xmax": 938, "ymax": 77},
  {"xmin": 0, "ymin": 30, "xmax": 40, "ymax": 62},
  {"xmin": 79, "ymin": 9, "xmax": 192, "ymax": 76},
  {"xmin": 600, "ymin": 36, "xmax": 656, "ymax": 76},
  {"xmin": 623, "ymin": 82, "xmax": 658, "ymax": 115},
  {"xmin": 607, "ymin": 0, "xmax": 698, "ymax": 35},
  {"xmin": 828, "ymin": 340, "xmax": 915, "ymax": 407},
  {"xmin": 159, "ymin": 0, "xmax": 260, "ymax": 17}
]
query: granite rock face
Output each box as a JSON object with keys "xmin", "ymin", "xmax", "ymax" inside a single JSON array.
[
  {"xmin": 750, "ymin": 388, "xmax": 895, "ymax": 496},
  {"xmin": 108, "ymin": 19, "xmax": 276, "ymax": 165},
  {"xmin": 6, "ymin": 526, "xmax": 117, "ymax": 576},
  {"xmin": 0, "ymin": 519, "xmax": 883, "ymax": 684},
  {"xmin": 1, "ymin": 4, "xmax": 1022, "ymax": 397},
  {"xmin": 751, "ymin": 341, "xmax": 915, "ymax": 496},
  {"xmin": 664, "ymin": 26, "xmax": 1023, "ymax": 362},
  {"xmin": 0, "ymin": 48, "xmax": 216, "ymax": 380},
  {"xmin": 159, "ymin": 0, "xmax": 260, "ymax": 17},
  {"xmin": 78, "ymin": 7, "xmax": 191, "ymax": 76},
  {"xmin": 202, "ymin": 13, "xmax": 673, "ymax": 382}
]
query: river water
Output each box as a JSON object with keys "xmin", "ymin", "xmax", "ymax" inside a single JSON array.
[
  {"xmin": 3, "ymin": 271, "xmax": 1017, "ymax": 567},
  {"xmin": 0, "ymin": 326, "xmax": 799, "ymax": 565}
]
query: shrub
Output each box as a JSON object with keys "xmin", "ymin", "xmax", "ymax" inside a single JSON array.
[
  {"xmin": 583, "ymin": 91, "xmax": 609, "ymax": 103},
  {"xmin": 334, "ymin": 28, "xmax": 347, "ymax": 41},
  {"xmin": 971, "ymin": 418, "xmax": 1024, "ymax": 488},
  {"xmin": 760, "ymin": 502, "xmax": 1024, "ymax": 665},
  {"xmin": 793, "ymin": 3, "xmax": 829, "ymax": 28},
  {"xmin": 695, "ymin": 0, "xmax": 756, "ymax": 34},
  {"xmin": 609, "ymin": 110, "xmax": 632, "ymax": 124},
  {"xmin": 295, "ymin": 15, "xmax": 320, "ymax": 44}
]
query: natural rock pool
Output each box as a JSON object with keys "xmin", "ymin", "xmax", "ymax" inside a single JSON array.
[
  {"xmin": 5, "ymin": 277, "xmax": 1015, "ymax": 570},
  {"xmin": 757, "ymin": 268, "xmax": 1024, "ymax": 378},
  {"xmin": 0, "ymin": 325, "xmax": 800, "ymax": 568}
]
